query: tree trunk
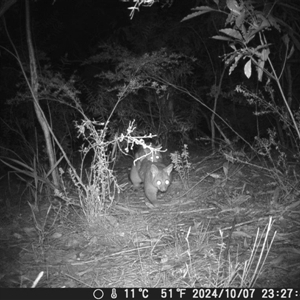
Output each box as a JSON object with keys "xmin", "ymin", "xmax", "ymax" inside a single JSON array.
[{"xmin": 25, "ymin": 0, "xmax": 60, "ymax": 187}]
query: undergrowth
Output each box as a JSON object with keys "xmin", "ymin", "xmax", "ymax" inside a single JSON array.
[
  {"xmin": 56, "ymin": 119, "xmax": 164, "ymax": 225},
  {"xmin": 170, "ymin": 144, "xmax": 191, "ymax": 190}
]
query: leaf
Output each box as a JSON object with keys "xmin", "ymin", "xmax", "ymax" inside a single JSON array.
[
  {"xmin": 282, "ymin": 34, "xmax": 289, "ymax": 47},
  {"xmin": 256, "ymin": 59, "xmax": 265, "ymax": 82},
  {"xmin": 211, "ymin": 35, "xmax": 233, "ymax": 42},
  {"xmin": 287, "ymin": 45, "xmax": 295, "ymax": 60},
  {"xmin": 226, "ymin": 0, "xmax": 243, "ymax": 15},
  {"xmin": 244, "ymin": 59, "xmax": 252, "ymax": 78},
  {"xmin": 181, "ymin": 6, "xmax": 216, "ymax": 22},
  {"xmin": 235, "ymin": 10, "xmax": 245, "ymax": 28},
  {"xmin": 261, "ymin": 48, "xmax": 270, "ymax": 61},
  {"xmin": 219, "ymin": 28, "xmax": 243, "ymax": 40},
  {"xmin": 229, "ymin": 43, "xmax": 237, "ymax": 50}
]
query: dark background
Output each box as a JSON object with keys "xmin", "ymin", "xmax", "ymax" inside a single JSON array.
[{"xmin": 0, "ymin": 0, "xmax": 299, "ymax": 158}]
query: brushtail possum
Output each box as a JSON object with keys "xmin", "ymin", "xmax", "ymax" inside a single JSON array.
[{"xmin": 130, "ymin": 144, "xmax": 173, "ymax": 206}]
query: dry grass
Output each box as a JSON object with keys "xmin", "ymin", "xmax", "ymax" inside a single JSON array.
[{"xmin": 1, "ymin": 150, "xmax": 299, "ymax": 288}]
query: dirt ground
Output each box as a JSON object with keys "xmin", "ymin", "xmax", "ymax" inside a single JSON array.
[{"xmin": 0, "ymin": 148, "xmax": 300, "ymax": 288}]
